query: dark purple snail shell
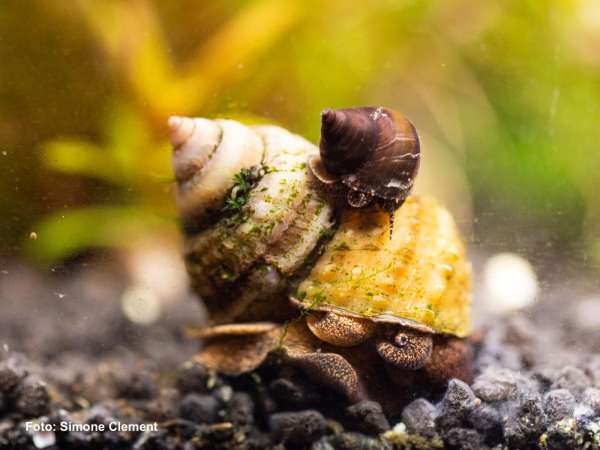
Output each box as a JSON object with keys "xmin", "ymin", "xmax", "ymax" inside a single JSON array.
[{"xmin": 310, "ymin": 107, "xmax": 420, "ymax": 211}]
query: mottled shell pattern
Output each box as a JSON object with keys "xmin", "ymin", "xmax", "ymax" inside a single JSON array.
[{"xmin": 170, "ymin": 114, "xmax": 470, "ymax": 337}]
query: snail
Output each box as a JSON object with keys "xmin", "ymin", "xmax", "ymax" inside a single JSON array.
[
  {"xmin": 169, "ymin": 109, "xmax": 471, "ymax": 409},
  {"xmin": 293, "ymin": 196, "xmax": 471, "ymax": 372},
  {"xmin": 309, "ymin": 107, "xmax": 420, "ymax": 234}
]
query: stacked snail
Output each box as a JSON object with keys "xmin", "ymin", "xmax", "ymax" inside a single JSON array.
[{"xmin": 170, "ymin": 107, "xmax": 472, "ymax": 406}]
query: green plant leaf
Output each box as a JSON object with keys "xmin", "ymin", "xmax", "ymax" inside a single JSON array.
[
  {"xmin": 42, "ymin": 139, "xmax": 124, "ymax": 185},
  {"xmin": 26, "ymin": 206, "xmax": 173, "ymax": 263}
]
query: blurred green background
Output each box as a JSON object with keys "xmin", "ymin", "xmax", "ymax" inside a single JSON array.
[{"xmin": 1, "ymin": 0, "xmax": 599, "ymax": 268}]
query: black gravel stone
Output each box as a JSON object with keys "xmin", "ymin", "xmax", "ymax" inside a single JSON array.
[
  {"xmin": 442, "ymin": 427, "xmax": 482, "ymax": 450},
  {"xmin": 550, "ymin": 367, "xmax": 591, "ymax": 398},
  {"xmin": 197, "ymin": 422, "xmax": 238, "ymax": 447},
  {"xmin": 401, "ymin": 398, "xmax": 437, "ymax": 437},
  {"xmin": 503, "ymin": 395, "xmax": 545, "ymax": 449},
  {"xmin": 582, "ymin": 419, "xmax": 600, "ymax": 447},
  {"xmin": 0, "ymin": 424, "xmax": 31, "ymax": 450},
  {"xmin": 435, "ymin": 379, "xmax": 476, "ymax": 429},
  {"xmin": 14, "ymin": 376, "xmax": 50, "ymax": 417},
  {"xmin": 472, "ymin": 368, "xmax": 538, "ymax": 403},
  {"xmin": 176, "ymin": 361, "xmax": 214, "ymax": 394},
  {"xmin": 0, "ymin": 355, "xmax": 27, "ymax": 393},
  {"xmin": 115, "ymin": 372, "xmax": 156, "ymax": 400},
  {"xmin": 6, "ymin": 263, "xmax": 600, "ymax": 449},
  {"xmin": 269, "ymin": 376, "xmax": 319, "ymax": 408},
  {"xmin": 543, "ymin": 389, "xmax": 576, "ymax": 423},
  {"xmin": 179, "ymin": 393, "xmax": 220, "ymax": 424},
  {"xmin": 466, "ymin": 403, "xmax": 503, "ymax": 445},
  {"xmin": 270, "ymin": 410, "xmax": 327, "ymax": 447},
  {"xmin": 228, "ymin": 392, "xmax": 255, "ymax": 425},
  {"xmin": 545, "ymin": 418, "xmax": 579, "ymax": 450},
  {"xmin": 345, "ymin": 400, "xmax": 390, "ymax": 435},
  {"xmin": 312, "ymin": 432, "xmax": 392, "ymax": 450},
  {"xmin": 245, "ymin": 429, "xmax": 272, "ymax": 450}
]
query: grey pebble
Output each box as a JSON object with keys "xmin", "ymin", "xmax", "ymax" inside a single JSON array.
[
  {"xmin": 312, "ymin": 432, "xmax": 392, "ymax": 450},
  {"xmin": 435, "ymin": 379, "xmax": 477, "ymax": 429},
  {"xmin": 543, "ymin": 389, "xmax": 575, "ymax": 423},
  {"xmin": 176, "ymin": 361, "xmax": 214, "ymax": 394},
  {"xmin": 228, "ymin": 392, "xmax": 255, "ymax": 425},
  {"xmin": 179, "ymin": 393, "xmax": 219, "ymax": 424},
  {"xmin": 442, "ymin": 427, "xmax": 482, "ymax": 450},
  {"xmin": 270, "ymin": 377, "xmax": 318, "ymax": 408},
  {"xmin": 401, "ymin": 398, "xmax": 437, "ymax": 437},
  {"xmin": 583, "ymin": 387, "xmax": 600, "ymax": 414},
  {"xmin": 466, "ymin": 403, "xmax": 503, "ymax": 445},
  {"xmin": 270, "ymin": 410, "xmax": 328, "ymax": 447},
  {"xmin": 472, "ymin": 368, "xmax": 538, "ymax": 402},
  {"xmin": 550, "ymin": 367, "xmax": 591, "ymax": 398},
  {"xmin": 346, "ymin": 400, "xmax": 390, "ymax": 435},
  {"xmin": 0, "ymin": 355, "xmax": 28, "ymax": 393},
  {"xmin": 115, "ymin": 372, "xmax": 156, "ymax": 400},
  {"xmin": 14, "ymin": 376, "xmax": 50, "ymax": 417},
  {"xmin": 503, "ymin": 395, "xmax": 545, "ymax": 449},
  {"xmin": 545, "ymin": 417, "xmax": 579, "ymax": 450}
]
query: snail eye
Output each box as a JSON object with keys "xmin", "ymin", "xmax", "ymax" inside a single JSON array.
[
  {"xmin": 347, "ymin": 189, "xmax": 372, "ymax": 208},
  {"xmin": 395, "ymin": 334, "xmax": 409, "ymax": 347}
]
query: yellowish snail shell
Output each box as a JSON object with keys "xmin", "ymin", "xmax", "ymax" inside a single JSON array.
[{"xmin": 169, "ymin": 109, "xmax": 472, "ymax": 407}]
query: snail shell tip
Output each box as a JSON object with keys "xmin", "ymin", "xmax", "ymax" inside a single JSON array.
[
  {"xmin": 168, "ymin": 115, "xmax": 196, "ymax": 149},
  {"xmin": 320, "ymin": 108, "xmax": 337, "ymax": 127}
]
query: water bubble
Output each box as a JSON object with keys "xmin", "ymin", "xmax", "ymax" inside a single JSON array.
[
  {"xmin": 483, "ymin": 252, "xmax": 539, "ymax": 313},
  {"xmin": 32, "ymin": 430, "xmax": 55, "ymax": 449},
  {"xmin": 121, "ymin": 284, "xmax": 161, "ymax": 325}
]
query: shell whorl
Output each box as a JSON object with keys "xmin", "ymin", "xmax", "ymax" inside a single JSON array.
[
  {"xmin": 314, "ymin": 107, "xmax": 421, "ymax": 206},
  {"xmin": 319, "ymin": 108, "xmax": 378, "ymax": 176},
  {"xmin": 170, "ymin": 116, "xmax": 335, "ymax": 324},
  {"xmin": 170, "ymin": 116, "xmax": 264, "ymax": 227}
]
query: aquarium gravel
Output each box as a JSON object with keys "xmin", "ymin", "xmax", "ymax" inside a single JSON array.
[{"xmin": 1, "ymin": 263, "xmax": 600, "ymax": 449}]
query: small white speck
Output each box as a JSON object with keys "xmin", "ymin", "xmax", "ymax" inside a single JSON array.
[
  {"xmin": 1, "ymin": 151, "xmax": 7, "ymax": 156},
  {"xmin": 121, "ymin": 284, "xmax": 162, "ymax": 325},
  {"xmin": 483, "ymin": 253, "xmax": 539, "ymax": 313},
  {"xmin": 32, "ymin": 430, "xmax": 56, "ymax": 448},
  {"xmin": 392, "ymin": 422, "xmax": 407, "ymax": 434},
  {"xmin": 54, "ymin": 292, "xmax": 65, "ymax": 299}
]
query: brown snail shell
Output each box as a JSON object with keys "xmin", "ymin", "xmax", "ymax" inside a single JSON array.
[{"xmin": 309, "ymin": 107, "xmax": 420, "ymax": 216}]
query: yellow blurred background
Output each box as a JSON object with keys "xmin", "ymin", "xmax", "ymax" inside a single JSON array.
[{"xmin": 1, "ymin": 0, "xmax": 599, "ymax": 274}]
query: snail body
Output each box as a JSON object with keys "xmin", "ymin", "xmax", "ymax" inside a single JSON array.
[{"xmin": 170, "ymin": 108, "xmax": 471, "ymax": 405}]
